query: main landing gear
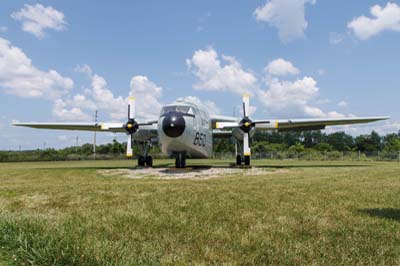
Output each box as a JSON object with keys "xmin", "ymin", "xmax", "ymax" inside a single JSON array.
[
  {"xmin": 175, "ymin": 153, "xmax": 186, "ymax": 168},
  {"xmin": 138, "ymin": 155, "xmax": 153, "ymax": 167},
  {"xmin": 235, "ymin": 141, "xmax": 250, "ymax": 166},
  {"xmin": 235, "ymin": 155, "xmax": 250, "ymax": 166},
  {"xmin": 137, "ymin": 140, "xmax": 153, "ymax": 167}
]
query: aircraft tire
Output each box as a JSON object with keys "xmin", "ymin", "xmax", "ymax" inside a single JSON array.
[
  {"xmin": 138, "ymin": 156, "xmax": 146, "ymax": 167},
  {"xmin": 244, "ymin": 155, "xmax": 250, "ymax": 166},
  {"xmin": 145, "ymin": 156, "xmax": 153, "ymax": 167},
  {"xmin": 236, "ymin": 155, "xmax": 242, "ymax": 165}
]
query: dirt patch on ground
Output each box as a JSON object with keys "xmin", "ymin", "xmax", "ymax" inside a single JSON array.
[{"xmin": 99, "ymin": 167, "xmax": 288, "ymax": 180}]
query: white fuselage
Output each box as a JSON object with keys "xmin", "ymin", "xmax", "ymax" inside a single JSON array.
[{"xmin": 157, "ymin": 102, "xmax": 213, "ymax": 158}]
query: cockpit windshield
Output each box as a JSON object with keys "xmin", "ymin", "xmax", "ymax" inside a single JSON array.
[{"xmin": 161, "ymin": 105, "xmax": 191, "ymax": 115}]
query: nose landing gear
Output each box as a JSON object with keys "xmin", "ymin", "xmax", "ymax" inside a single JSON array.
[{"xmin": 174, "ymin": 153, "xmax": 186, "ymax": 168}]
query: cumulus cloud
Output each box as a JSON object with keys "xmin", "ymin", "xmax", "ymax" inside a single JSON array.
[
  {"xmin": 348, "ymin": 2, "xmax": 400, "ymax": 40},
  {"xmin": 176, "ymin": 96, "xmax": 221, "ymax": 115},
  {"xmin": 254, "ymin": 0, "xmax": 316, "ymax": 42},
  {"xmin": 265, "ymin": 58, "xmax": 299, "ymax": 76},
  {"xmin": 187, "ymin": 50, "xmax": 345, "ymax": 119},
  {"xmin": 329, "ymin": 32, "xmax": 344, "ymax": 45},
  {"xmin": 0, "ymin": 26, "xmax": 7, "ymax": 33},
  {"xmin": 186, "ymin": 48, "xmax": 257, "ymax": 95},
  {"xmin": 52, "ymin": 99, "xmax": 91, "ymax": 121},
  {"xmin": 0, "ymin": 37, "xmax": 73, "ymax": 100},
  {"xmin": 338, "ymin": 100, "xmax": 348, "ymax": 107},
  {"xmin": 11, "ymin": 4, "xmax": 66, "ymax": 38},
  {"xmin": 130, "ymin": 76, "xmax": 163, "ymax": 120},
  {"xmin": 258, "ymin": 76, "xmax": 327, "ymax": 118}
]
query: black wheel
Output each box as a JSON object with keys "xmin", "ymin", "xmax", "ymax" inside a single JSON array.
[
  {"xmin": 138, "ymin": 156, "xmax": 146, "ymax": 167},
  {"xmin": 145, "ymin": 156, "xmax": 153, "ymax": 167},
  {"xmin": 244, "ymin": 155, "xmax": 250, "ymax": 166},
  {"xmin": 236, "ymin": 155, "xmax": 242, "ymax": 165}
]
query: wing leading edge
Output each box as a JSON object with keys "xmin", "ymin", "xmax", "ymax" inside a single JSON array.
[{"xmin": 273, "ymin": 116, "xmax": 389, "ymax": 132}]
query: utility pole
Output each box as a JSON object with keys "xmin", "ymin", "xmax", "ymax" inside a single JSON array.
[
  {"xmin": 43, "ymin": 141, "xmax": 46, "ymax": 150},
  {"xmin": 93, "ymin": 110, "xmax": 98, "ymax": 159}
]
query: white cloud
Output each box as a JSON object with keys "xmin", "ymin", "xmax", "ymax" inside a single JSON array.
[
  {"xmin": 187, "ymin": 51, "xmax": 346, "ymax": 119},
  {"xmin": 0, "ymin": 37, "xmax": 73, "ymax": 100},
  {"xmin": 265, "ymin": 58, "xmax": 299, "ymax": 76},
  {"xmin": 11, "ymin": 4, "xmax": 66, "ymax": 38},
  {"xmin": 0, "ymin": 26, "xmax": 7, "ymax": 33},
  {"xmin": 186, "ymin": 48, "xmax": 257, "ymax": 95},
  {"xmin": 329, "ymin": 32, "xmax": 344, "ymax": 45},
  {"xmin": 176, "ymin": 96, "xmax": 221, "ymax": 115},
  {"xmin": 338, "ymin": 100, "xmax": 348, "ymax": 107},
  {"xmin": 52, "ymin": 99, "xmax": 91, "ymax": 121},
  {"xmin": 348, "ymin": 2, "xmax": 400, "ymax": 40},
  {"xmin": 91, "ymin": 74, "xmax": 127, "ymax": 120},
  {"xmin": 254, "ymin": 0, "xmax": 316, "ymax": 42},
  {"xmin": 53, "ymin": 65, "xmax": 163, "ymax": 122},
  {"xmin": 74, "ymin": 64, "xmax": 93, "ymax": 76},
  {"xmin": 258, "ymin": 76, "xmax": 327, "ymax": 117},
  {"xmin": 130, "ymin": 75, "xmax": 163, "ymax": 120}
]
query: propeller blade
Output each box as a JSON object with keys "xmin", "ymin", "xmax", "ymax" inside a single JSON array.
[
  {"xmin": 243, "ymin": 132, "xmax": 251, "ymax": 157},
  {"xmin": 242, "ymin": 94, "xmax": 250, "ymax": 118},
  {"xmin": 215, "ymin": 122, "xmax": 240, "ymax": 129},
  {"xmin": 128, "ymin": 96, "xmax": 136, "ymax": 119},
  {"xmin": 126, "ymin": 135, "xmax": 133, "ymax": 158}
]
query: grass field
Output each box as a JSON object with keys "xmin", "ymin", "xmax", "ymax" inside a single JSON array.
[{"xmin": 0, "ymin": 159, "xmax": 400, "ymax": 265}]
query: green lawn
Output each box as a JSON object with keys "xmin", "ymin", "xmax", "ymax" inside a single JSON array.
[{"xmin": 0, "ymin": 159, "xmax": 400, "ymax": 265}]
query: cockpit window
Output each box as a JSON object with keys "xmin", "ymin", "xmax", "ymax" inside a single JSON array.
[{"xmin": 161, "ymin": 105, "xmax": 191, "ymax": 115}]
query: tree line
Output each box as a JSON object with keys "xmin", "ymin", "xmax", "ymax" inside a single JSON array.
[{"xmin": 1, "ymin": 130, "xmax": 400, "ymax": 162}]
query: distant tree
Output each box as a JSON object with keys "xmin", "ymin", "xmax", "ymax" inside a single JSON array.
[
  {"xmin": 355, "ymin": 131, "xmax": 382, "ymax": 152},
  {"xmin": 288, "ymin": 143, "xmax": 305, "ymax": 153},
  {"xmin": 314, "ymin": 143, "xmax": 333, "ymax": 152},
  {"xmin": 383, "ymin": 133, "xmax": 400, "ymax": 152},
  {"xmin": 326, "ymin": 132, "xmax": 354, "ymax": 151}
]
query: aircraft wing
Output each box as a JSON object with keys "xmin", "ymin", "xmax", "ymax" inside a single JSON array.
[
  {"xmin": 212, "ymin": 129, "xmax": 232, "ymax": 138},
  {"xmin": 12, "ymin": 121, "xmax": 158, "ymax": 134},
  {"xmin": 258, "ymin": 116, "xmax": 390, "ymax": 132},
  {"xmin": 215, "ymin": 116, "xmax": 389, "ymax": 131}
]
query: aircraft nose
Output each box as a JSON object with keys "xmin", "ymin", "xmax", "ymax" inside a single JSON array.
[{"xmin": 162, "ymin": 112, "xmax": 186, "ymax": 138}]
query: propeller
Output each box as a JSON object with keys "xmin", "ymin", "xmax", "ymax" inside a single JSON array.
[
  {"xmin": 125, "ymin": 96, "xmax": 139, "ymax": 157},
  {"xmin": 215, "ymin": 94, "xmax": 274, "ymax": 158},
  {"xmin": 240, "ymin": 94, "xmax": 252, "ymax": 157}
]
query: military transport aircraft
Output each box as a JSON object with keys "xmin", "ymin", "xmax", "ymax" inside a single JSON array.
[{"xmin": 13, "ymin": 95, "xmax": 389, "ymax": 168}]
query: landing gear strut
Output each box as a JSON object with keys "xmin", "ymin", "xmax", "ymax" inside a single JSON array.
[
  {"xmin": 137, "ymin": 140, "xmax": 153, "ymax": 167},
  {"xmin": 235, "ymin": 140, "xmax": 250, "ymax": 166},
  {"xmin": 175, "ymin": 153, "xmax": 186, "ymax": 168}
]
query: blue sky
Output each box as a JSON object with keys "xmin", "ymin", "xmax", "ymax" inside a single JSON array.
[{"xmin": 0, "ymin": 0, "xmax": 399, "ymax": 150}]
